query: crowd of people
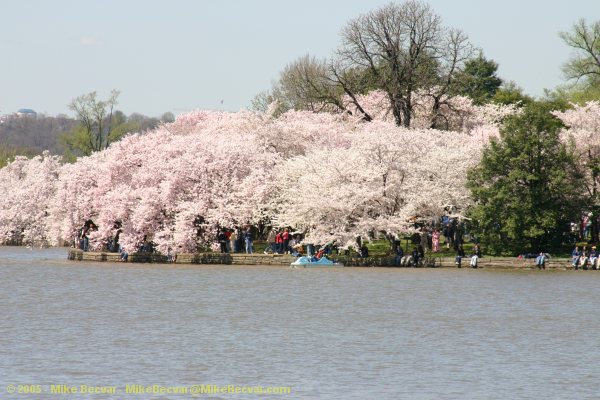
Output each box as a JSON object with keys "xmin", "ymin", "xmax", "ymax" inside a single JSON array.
[
  {"xmin": 217, "ymin": 227, "xmax": 308, "ymax": 257},
  {"xmin": 571, "ymin": 245, "xmax": 600, "ymax": 270},
  {"xmin": 74, "ymin": 213, "xmax": 600, "ymax": 271},
  {"xmin": 216, "ymin": 226, "xmax": 257, "ymax": 255},
  {"xmin": 382, "ymin": 243, "xmax": 479, "ymax": 268},
  {"xmin": 76, "ymin": 215, "xmax": 482, "ymax": 267},
  {"xmin": 76, "ymin": 219, "xmax": 129, "ymax": 261}
]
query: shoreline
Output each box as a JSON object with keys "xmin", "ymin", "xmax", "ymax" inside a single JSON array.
[{"xmin": 67, "ymin": 249, "xmax": 578, "ymax": 270}]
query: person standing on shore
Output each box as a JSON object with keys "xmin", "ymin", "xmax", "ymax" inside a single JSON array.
[
  {"xmin": 79, "ymin": 220, "xmax": 94, "ymax": 252},
  {"xmin": 225, "ymin": 229, "xmax": 232, "ymax": 253},
  {"xmin": 236, "ymin": 227, "xmax": 244, "ymax": 254},
  {"xmin": 535, "ymin": 252, "xmax": 546, "ymax": 270},
  {"xmin": 218, "ymin": 229, "xmax": 228, "ymax": 253},
  {"xmin": 432, "ymin": 229, "xmax": 440, "ymax": 252},
  {"xmin": 230, "ymin": 229, "xmax": 238, "ymax": 253},
  {"xmin": 266, "ymin": 228, "xmax": 276, "ymax": 254},
  {"xmin": 282, "ymin": 228, "xmax": 291, "ymax": 254},
  {"xmin": 244, "ymin": 227, "xmax": 253, "ymax": 254},
  {"xmin": 393, "ymin": 242, "xmax": 404, "ymax": 266},
  {"xmin": 455, "ymin": 245, "xmax": 465, "ymax": 268},
  {"xmin": 275, "ymin": 230, "xmax": 283, "ymax": 254}
]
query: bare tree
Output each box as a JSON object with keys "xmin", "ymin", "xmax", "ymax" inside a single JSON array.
[
  {"xmin": 560, "ymin": 19, "xmax": 600, "ymax": 84},
  {"xmin": 336, "ymin": 0, "xmax": 474, "ymax": 128},
  {"xmin": 279, "ymin": 55, "xmax": 338, "ymax": 112},
  {"xmin": 250, "ymin": 90, "xmax": 276, "ymax": 114},
  {"xmin": 252, "ymin": 55, "xmax": 344, "ymax": 116},
  {"xmin": 68, "ymin": 89, "xmax": 120, "ymax": 153},
  {"xmin": 251, "ymin": 1, "xmax": 475, "ymax": 128},
  {"xmin": 426, "ymin": 29, "xmax": 474, "ymax": 129},
  {"xmin": 252, "ymin": 54, "xmax": 379, "ymax": 121}
]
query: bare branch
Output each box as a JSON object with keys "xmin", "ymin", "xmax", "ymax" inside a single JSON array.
[{"xmin": 560, "ymin": 19, "xmax": 600, "ymax": 82}]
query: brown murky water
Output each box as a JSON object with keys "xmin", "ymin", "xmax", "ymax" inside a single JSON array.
[{"xmin": 1, "ymin": 247, "xmax": 599, "ymax": 399}]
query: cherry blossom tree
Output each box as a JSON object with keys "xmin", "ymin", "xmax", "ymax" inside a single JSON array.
[
  {"xmin": 48, "ymin": 123, "xmax": 278, "ymax": 253},
  {"xmin": 0, "ymin": 97, "xmax": 511, "ymax": 252},
  {"xmin": 553, "ymin": 101, "xmax": 600, "ymax": 240},
  {"xmin": 0, "ymin": 152, "xmax": 62, "ymax": 246},
  {"xmin": 270, "ymin": 121, "xmax": 485, "ymax": 246}
]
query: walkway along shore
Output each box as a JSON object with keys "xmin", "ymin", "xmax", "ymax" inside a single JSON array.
[{"xmin": 67, "ymin": 249, "xmax": 578, "ymax": 269}]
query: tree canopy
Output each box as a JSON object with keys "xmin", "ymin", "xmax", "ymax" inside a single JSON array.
[
  {"xmin": 253, "ymin": 1, "xmax": 477, "ymax": 129},
  {"xmin": 467, "ymin": 102, "xmax": 584, "ymax": 254},
  {"xmin": 60, "ymin": 90, "xmax": 173, "ymax": 161},
  {"xmin": 560, "ymin": 19, "xmax": 600, "ymax": 86},
  {"xmin": 455, "ymin": 54, "xmax": 503, "ymax": 105}
]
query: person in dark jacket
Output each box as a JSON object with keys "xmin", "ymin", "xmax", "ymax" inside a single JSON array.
[
  {"xmin": 394, "ymin": 241, "xmax": 404, "ymax": 266},
  {"xmin": 359, "ymin": 244, "xmax": 369, "ymax": 258},
  {"xmin": 411, "ymin": 247, "xmax": 420, "ymax": 267},
  {"xmin": 244, "ymin": 227, "xmax": 253, "ymax": 254},
  {"xmin": 455, "ymin": 245, "xmax": 465, "ymax": 268},
  {"xmin": 218, "ymin": 229, "xmax": 228, "ymax": 253},
  {"xmin": 572, "ymin": 246, "xmax": 581, "ymax": 270},
  {"xmin": 535, "ymin": 252, "xmax": 547, "ymax": 270}
]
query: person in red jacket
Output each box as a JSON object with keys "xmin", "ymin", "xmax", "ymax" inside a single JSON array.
[
  {"xmin": 275, "ymin": 230, "xmax": 283, "ymax": 254},
  {"xmin": 282, "ymin": 228, "xmax": 291, "ymax": 254}
]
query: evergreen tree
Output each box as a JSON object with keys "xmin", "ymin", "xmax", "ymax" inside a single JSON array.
[
  {"xmin": 467, "ymin": 102, "xmax": 584, "ymax": 254},
  {"xmin": 493, "ymin": 81, "xmax": 534, "ymax": 106},
  {"xmin": 456, "ymin": 54, "xmax": 502, "ymax": 105}
]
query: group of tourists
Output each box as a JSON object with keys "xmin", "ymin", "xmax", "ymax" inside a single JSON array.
[
  {"xmin": 455, "ymin": 244, "xmax": 482, "ymax": 268},
  {"xmin": 576, "ymin": 213, "xmax": 594, "ymax": 241},
  {"xmin": 76, "ymin": 214, "xmax": 478, "ymax": 267},
  {"xmin": 217, "ymin": 227, "xmax": 254, "ymax": 254},
  {"xmin": 571, "ymin": 245, "xmax": 600, "ymax": 270},
  {"xmin": 77, "ymin": 219, "xmax": 95, "ymax": 252},
  {"xmin": 516, "ymin": 252, "xmax": 550, "ymax": 269},
  {"xmin": 216, "ymin": 227, "xmax": 310, "ymax": 256},
  {"xmin": 387, "ymin": 240, "xmax": 481, "ymax": 268},
  {"xmin": 390, "ymin": 245, "xmax": 421, "ymax": 267},
  {"xmin": 77, "ymin": 220, "xmax": 128, "ymax": 261},
  {"xmin": 217, "ymin": 226, "xmax": 339, "ymax": 259},
  {"xmin": 264, "ymin": 228, "xmax": 303, "ymax": 255},
  {"xmin": 407, "ymin": 215, "xmax": 467, "ymax": 256}
]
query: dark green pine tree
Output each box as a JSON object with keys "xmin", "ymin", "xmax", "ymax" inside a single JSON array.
[
  {"xmin": 467, "ymin": 102, "xmax": 585, "ymax": 254},
  {"xmin": 456, "ymin": 54, "xmax": 503, "ymax": 105}
]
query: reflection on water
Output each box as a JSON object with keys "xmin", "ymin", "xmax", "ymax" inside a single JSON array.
[{"xmin": 1, "ymin": 246, "xmax": 600, "ymax": 399}]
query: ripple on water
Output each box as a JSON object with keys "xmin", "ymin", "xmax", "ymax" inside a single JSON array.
[{"xmin": 2, "ymin": 248, "xmax": 600, "ymax": 399}]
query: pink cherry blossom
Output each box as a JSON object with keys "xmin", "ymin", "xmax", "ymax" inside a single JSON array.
[{"xmin": 0, "ymin": 95, "xmax": 513, "ymax": 250}]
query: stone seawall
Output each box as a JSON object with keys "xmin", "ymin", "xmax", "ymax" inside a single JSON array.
[
  {"xmin": 68, "ymin": 249, "xmax": 296, "ymax": 265},
  {"xmin": 67, "ymin": 249, "xmax": 576, "ymax": 269}
]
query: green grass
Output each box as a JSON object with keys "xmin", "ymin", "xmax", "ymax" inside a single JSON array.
[
  {"xmin": 241, "ymin": 238, "xmax": 581, "ymax": 258},
  {"xmin": 249, "ymin": 238, "xmax": 476, "ymax": 257},
  {"xmin": 364, "ymin": 238, "xmax": 477, "ymax": 257}
]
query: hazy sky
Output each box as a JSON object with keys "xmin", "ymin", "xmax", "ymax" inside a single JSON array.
[{"xmin": 1, "ymin": 0, "xmax": 598, "ymax": 117}]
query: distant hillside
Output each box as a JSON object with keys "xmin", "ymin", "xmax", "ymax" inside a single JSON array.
[
  {"xmin": 0, "ymin": 115, "xmax": 77, "ymax": 154},
  {"xmin": 0, "ymin": 111, "xmax": 174, "ymax": 166}
]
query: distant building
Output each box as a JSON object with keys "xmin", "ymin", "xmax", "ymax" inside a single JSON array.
[
  {"xmin": 0, "ymin": 114, "xmax": 15, "ymax": 123},
  {"xmin": 17, "ymin": 108, "xmax": 37, "ymax": 118}
]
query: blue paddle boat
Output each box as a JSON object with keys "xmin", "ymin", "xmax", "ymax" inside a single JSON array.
[{"xmin": 290, "ymin": 256, "xmax": 343, "ymax": 268}]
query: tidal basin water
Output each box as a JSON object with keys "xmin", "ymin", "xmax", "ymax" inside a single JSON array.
[{"xmin": 2, "ymin": 247, "xmax": 600, "ymax": 399}]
